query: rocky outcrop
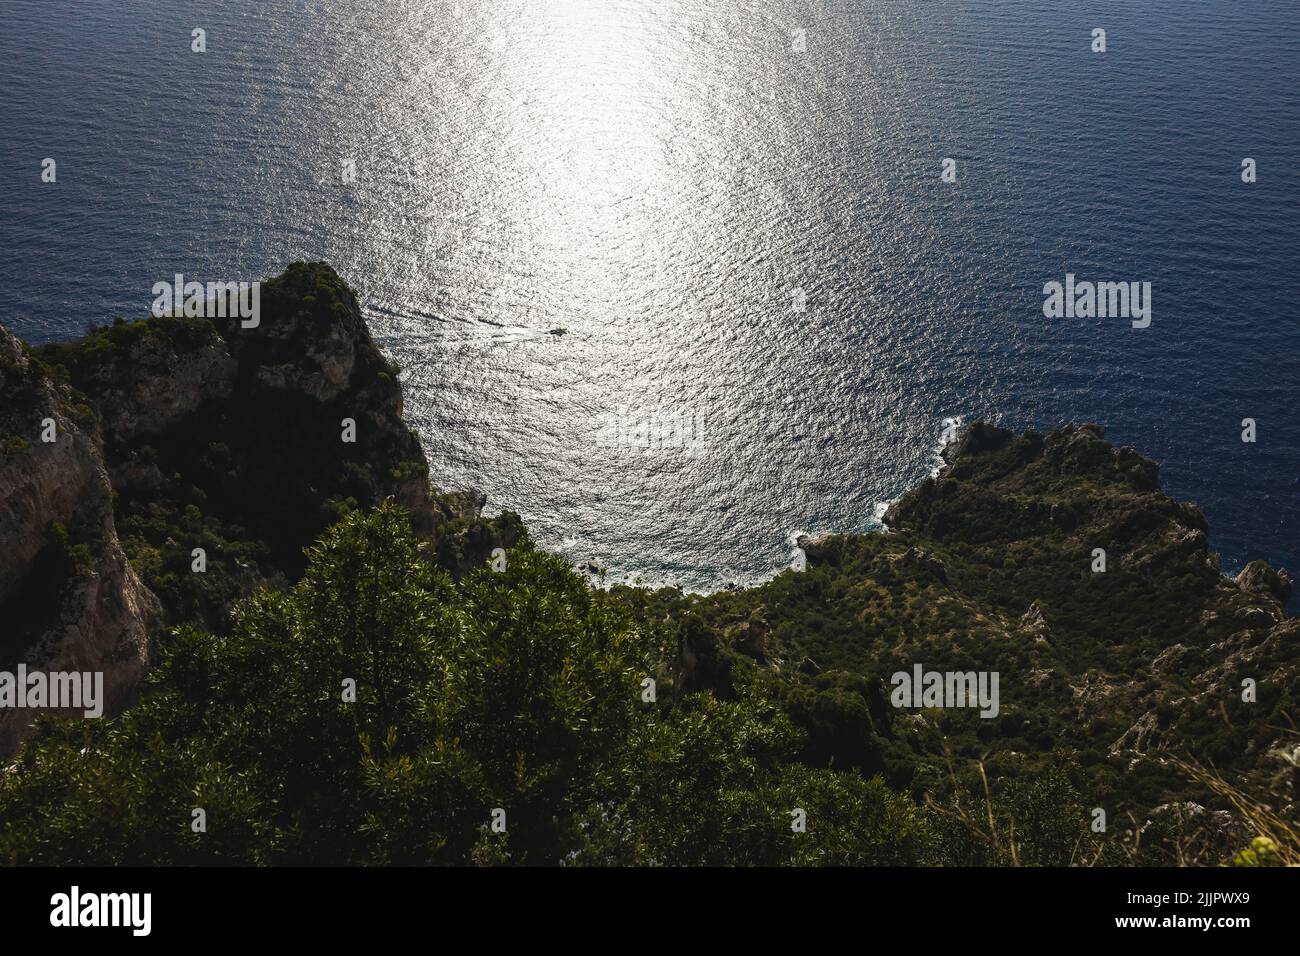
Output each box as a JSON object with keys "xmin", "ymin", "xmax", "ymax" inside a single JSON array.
[
  {"xmin": 880, "ymin": 422, "xmax": 1251, "ymax": 631},
  {"xmin": 42, "ymin": 263, "xmax": 437, "ymax": 533},
  {"xmin": 1019, "ymin": 601, "xmax": 1050, "ymax": 645},
  {"xmin": 431, "ymin": 496, "xmax": 526, "ymax": 581},
  {"xmin": 710, "ymin": 419, "xmax": 1297, "ymax": 846},
  {"xmin": 1, "ymin": 265, "xmax": 527, "ymax": 749},
  {"xmin": 5, "ymin": 284, "xmax": 1295, "ymax": 859},
  {"xmin": 1235, "ymin": 560, "xmax": 1292, "ymax": 608},
  {"xmin": 44, "ymin": 318, "xmax": 236, "ymax": 446},
  {"xmin": 212, "ymin": 265, "xmax": 371, "ymax": 402},
  {"xmin": 0, "ymin": 262, "xmax": 520, "ymax": 749},
  {"xmin": 31, "ymin": 263, "xmax": 464, "ymax": 633},
  {"xmin": 795, "ymin": 532, "xmax": 837, "ymax": 565},
  {"xmin": 883, "ymin": 420, "xmax": 1296, "ymax": 757},
  {"xmin": 728, "ymin": 607, "xmax": 775, "ymax": 664},
  {"xmin": 0, "ymin": 324, "xmax": 159, "ymax": 751},
  {"xmin": 899, "ymin": 546, "xmax": 948, "ymax": 585}
]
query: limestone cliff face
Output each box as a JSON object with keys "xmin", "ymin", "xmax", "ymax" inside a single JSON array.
[
  {"xmin": 0, "ymin": 263, "xmax": 469, "ymax": 749},
  {"xmin": 0, "ymin": 325, "xmax": 159, "ymax": 751},
  {"xmin": 4, "ymin": 262, "xmax": 517, "ymax": 694},
  {"xmin": 1, "ymin": 275, "xmax": 1293, "ymax": 842},
  {"xmin": 42, "ymin": 263, "xmax": 437, "ymax": 531},
  {"xmin": 30, "ymin": 265, "xmax": 449, "ymax": 632},
  {"xmin": 48, "ymin": 319, "xmax": 236, "ymax": 446},
  {"xmin": 214, "ymin": 265, "xmax": 370, "ymax": 402},
  {"xmin": 214, "ymin": 262, "xmax": 440, "ymax": 527}
]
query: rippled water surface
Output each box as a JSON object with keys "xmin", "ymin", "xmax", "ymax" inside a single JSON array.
[{"xmin": 3, "ymin": 0, "xmax": 1298, "ymax": 589}]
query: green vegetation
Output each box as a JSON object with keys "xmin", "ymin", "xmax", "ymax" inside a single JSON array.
[
  {"xmin": 0, "ymin": 433, "xmax": 30, "ymax": 458},
  {"xmin": 600, "ymin": 425, "xmax": 1299, "ymax": 864},
  {"xmin": 0, "ymin": 504, "xmax": 1007, "ymax": 865},
  {"xmin": 27, "ymin": 263, "xmax": 487, "ymax": 635},
  {"xmin": 38, "ymin": 315, "xmax": 215, "ymax": 381},
  {"xmin": 2, "ymin": 267, "xmax": 1292, "ymax": 866},
  {"xmin": 9, "ymin": 498, "xmax": 1273, "ymax": 866}
]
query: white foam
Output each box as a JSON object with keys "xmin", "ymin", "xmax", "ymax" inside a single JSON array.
[{"xmin": 929, "ymin": 414, "xmax": 964, "ymax": 477}]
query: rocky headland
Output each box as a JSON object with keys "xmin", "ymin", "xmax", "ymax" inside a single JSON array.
[
  {"xmin": 0, "ymin": 263, "xmax": 1294, "ymax": 864},
  {"xmin": 0, "ymin": 262, "xmax": 519, "ymax": 750}
]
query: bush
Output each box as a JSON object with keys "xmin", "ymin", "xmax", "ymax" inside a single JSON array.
[{"xmin": 0, "ymin": 503, "xmax": 940, "ymax": 866}]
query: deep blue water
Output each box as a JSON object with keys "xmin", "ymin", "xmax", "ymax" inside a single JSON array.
[{"xmin": 2, "ymin": 0, "xmax": 1298, "ymax": 593}]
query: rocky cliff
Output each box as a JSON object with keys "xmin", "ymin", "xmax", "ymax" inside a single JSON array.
[
  {"xmin": 0, "ymin": 325, "xmax": 158, "ymax": 751},
  {"xmin": 876, "ymin": 422, "xmax": 1296, "ymax": 780},
  {"xmin": 0, "ymin": 263, "xmax": 519, "ymax": 750},
  {"xmin": 1, "ymin": 266, "xmax": 1293, "ymax": 853},
  {"xmin": 667, "ymin": 421, "xmax": 1297, "ymax": 840}
]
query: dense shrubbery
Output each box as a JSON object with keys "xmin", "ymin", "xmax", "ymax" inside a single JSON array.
[
  {"xmin": 38, "ymin": 315, "xmax": 216, "ymax": 381},
  {"xmin": 1, "ymin": 503, "xmax": 1023, "ymax": 866},
  {"xmin": 2, "ymin": 471, "xmax": 1288, "ymax": 864}
]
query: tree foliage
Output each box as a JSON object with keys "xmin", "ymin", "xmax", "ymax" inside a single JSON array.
[{"xmin": 0, "ymin": 503, "xmax": 948, "ymax": 866}]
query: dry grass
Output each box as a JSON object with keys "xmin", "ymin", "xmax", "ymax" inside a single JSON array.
[
  {"xmin": 1170, "ymin": 752, "xmax": 1299, "ymax": 867},
  {"xmin": 923, "ymin": 739, "xmax": 1299, "ymax": 866}
]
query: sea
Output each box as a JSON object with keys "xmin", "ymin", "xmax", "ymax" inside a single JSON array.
[{"xmin": 2, "ymin": 0, "xmax": 1297, "ymax": 594}]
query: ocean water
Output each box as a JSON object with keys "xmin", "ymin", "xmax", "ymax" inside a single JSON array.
[{"xmin": 2, "ymin": 0, "xmax": 1298, "ymax": 592}]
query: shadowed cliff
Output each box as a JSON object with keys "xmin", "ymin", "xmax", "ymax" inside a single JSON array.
[{"xmin": 0, "ymin": 263, "xmax": 520, "ymax": 749}]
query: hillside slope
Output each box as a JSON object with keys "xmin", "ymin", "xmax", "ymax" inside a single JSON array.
[
  {"xmin": 0, "ymin": 265, "xmax": 1293, "ymax": 865},
  {"xmin": 648, "ymin": 421, "xmax": 1297, "ymax": 853}
]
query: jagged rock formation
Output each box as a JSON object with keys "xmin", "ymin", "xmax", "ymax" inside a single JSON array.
[
  {"xmin": 1235, "ymin": 560, "xmax": 1293, "ymax": 609},
  {"xmin": 44, "ymin": 263, "xmax": 437, "ymax": 531},
  {"xmin": 48, "ymin": 318, "xmax": 237, "ymax": 445},
  {"xmin": 0, "ymin": 263, "xmax": 519, "ymax": 750},
  {"xmin": 0, "ymin": 325, "xmax": 159, "ymax": 751},
  {"xmin": 879, "ymin": 423, "xmax": 1295, "ymax": 779},
  {"xmin": 23, "ymin": 264, "xmax": 445, "ymax": 632}
]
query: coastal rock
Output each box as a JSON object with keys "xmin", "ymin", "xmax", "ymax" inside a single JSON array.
[
  {"xmin": 1235, "ymin": 560, "xmax": 1292, "ymax": 608},
  {"xmin": 0, "ymin": 323, "xmax": 159, "ymax": 752},
  {"xmin": 947, "ymin": 419, "xmax": 1012, "ymax": 464},
  {"xmin": 214, "ymin": 264, "xmax": 368, "ymax": 403},
  {"xmin": 427, "ymin": 488, "xmax": 525, "ymax": 581},
  {"xmin": 4, "ymin": 273, "xmax": 1296, "ymax": 852},
  {"xmin": 795, "ymin": 532, "xmax": 839, "ymax": 566},
  {"xmin": 18, "ymin": 263, "xmax": 517, "ymax": 638},
  {"xmin": 40, "ymin": 318, "xmax": 236, "ymax": 445},
  {"xmin": 439, "ymin": 489, "xmax": 489, "ymax": 523},
  {"xmin": 1237, "ymin": 605, "xmax": 1280, "ymax": 629}
]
